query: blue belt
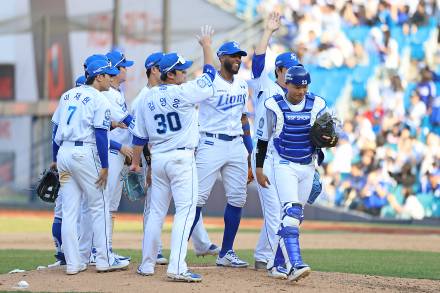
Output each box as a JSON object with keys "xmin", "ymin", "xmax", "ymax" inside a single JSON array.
[
  {"xmin": 205, "ymin": 132, "xmax": 237, "ymax": 141},
  {"xmin": 61, "ymin": 141, "xmax": 83, "ymax": 146},
  {"xmin": 176, "ymin": 147, "xmax": 193, "ymax": 150}
]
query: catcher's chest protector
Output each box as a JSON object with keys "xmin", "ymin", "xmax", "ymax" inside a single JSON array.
[{"xmin": 273, "ymin": 94, "xmax": 316, "ymax": 164}]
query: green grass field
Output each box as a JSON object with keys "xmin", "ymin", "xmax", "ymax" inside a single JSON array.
[{"xmin": 1, "ymin": 249, "xmax": 439, "ymax": 280}]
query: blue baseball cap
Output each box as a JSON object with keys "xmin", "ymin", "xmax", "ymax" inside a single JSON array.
[
  {"xmin": 275, "ymin": 52, "xmax": 302, "ymax": 68},
  {"xmin": 106, "ymin": 50, "xmax": 134, "ymax": 68},
  {"xmin": 217, "ymin": 41, "xmax": 247, "ymax": 57},
  {"xmin": 86, "ymin": 60, "xmax": 119, "ymax": 79},
  {"xmin": 83, "ymin": 54, "xmax": 108, "ymax": 69},
  {"xmin": 158, "ymin": 53, "xmax": 193, "ymax": 73},
  {"xmin": 145, "ymin": 52, "xmax": 164, "ymax": 69},
  {"xmin": 75, "ymin": 75, "xmax": 86, "ymax": 87}
]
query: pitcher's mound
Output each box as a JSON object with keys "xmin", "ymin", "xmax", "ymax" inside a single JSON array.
[{"xmin": 1, "ymin": 264, "xmax": 439, "ymax": 293}]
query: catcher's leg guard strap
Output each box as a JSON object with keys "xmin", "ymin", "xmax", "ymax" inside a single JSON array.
[
  {"xmin": 277, "ymin": 203, "xmax": 305, "ymax": 269},
  {"xmin": 307, "ymin": 170, "xmax": 322, "ymax": 205}
]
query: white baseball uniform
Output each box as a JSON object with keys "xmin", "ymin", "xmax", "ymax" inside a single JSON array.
[
  {"xmin": 78, "ymin": 86, "xmax": 131, "ymax": 259},
  {"xmin": 248, "ymin": 55, "xmax": 286, "ymax": 264},
  {"xmin": 131, "ymin": 86, "xmax": 213, "ymax": 257},
  {"xmin": 197, "ymin": 72, "xmax": 249, "ymax": 208},
  {"xmin": 131, "ymin": 72, "xmax": 214, "ymax": 275},
  {"xmin": 52, "ymin": 85, "xmax": 115, "ymax": 272},
  {"xmin": 258, "ymin": 93, "xmax": 327, "ymax": 205},
  {"xmin": 103, "ymin": 86, "xmax": 131, "ymax": 212},
  {"xmin": 258, "ymin": 91, "xmax": 328, "ymax": 274}
]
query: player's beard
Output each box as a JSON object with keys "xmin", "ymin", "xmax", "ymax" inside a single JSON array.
[{"xmin": 224, "ymin": 59, "xmax": 240, "ymax": 75}]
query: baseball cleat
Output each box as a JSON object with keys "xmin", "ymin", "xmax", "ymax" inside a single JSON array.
[
  {"xmin": 195, "ymin": 244, "xmax": 221, "ymax": 257},
  {"xmin": 96, "ymin": 258, "xmax": 130, "ymax": 272},
  {"xmin": 254, "ymin": 260, "xmax": 267, "ymax": 271},
  {"xmin": 136, "ymin": 267, "xmax": 154, "ymax": 276},
  {"xmin": 216, "ymin": 250, "xmax": 249, "ymax": 268},
  {"xmin": 48, "ymin": 259, "xmax": 66, "ymax": 268},
  {"xmin": 288, "ymin": 265, "xmax": 311, "ymax": 282},
  {"xmin": 167, "ymin": 270, "xmax": 202, "ymax": 282},
  {"xmin": 66, "ymin": 263, "xmax": 87, "ymax": 275},
  {"xmin": 113, "ymin": 252, "xmax": 131, "ymax": 262},
  {"xmin": 156, "ymin": 253, "xmax": 168, "ymax": 265},
  {"xmin": 268, "ymin": 266, "xmax": 288, "ymax": 279},
  {"xmin": 89, "ymin": 248, "xmax": 97, "ymax": 266}
]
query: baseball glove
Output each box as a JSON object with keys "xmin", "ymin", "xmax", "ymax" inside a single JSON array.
[
  {"xmin": 122, "ymin": 171, "xmax": 145, "ymax": 202},
  {"xmin": 310, "ymin": 112, "xmax": 339, "ymax": 148},
  {"xmin": 36, "ymin": 169, "xmax": 60, "ymax": 203}
]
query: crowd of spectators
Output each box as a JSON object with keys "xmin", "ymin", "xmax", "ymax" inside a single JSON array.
[{"xmin": 236, "ymin": 0, "xmax": 440, "ymax": 219}]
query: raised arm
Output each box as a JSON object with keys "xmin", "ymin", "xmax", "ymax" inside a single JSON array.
[
  {"xmin": 252, "ymin": 11, "xmax": 281, "ymax": 78},
  {"xmin": 197, "ymin": 25, "xmax": 214, "ymax": 68},
  {"xmin": 255, "ymin": 11, "xmax": 281, "ymax": 55}
]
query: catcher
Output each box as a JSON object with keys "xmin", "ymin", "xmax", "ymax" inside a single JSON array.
[{"xmin": 255, "ymin": 65, "xmax": 340, "ymax": 282}]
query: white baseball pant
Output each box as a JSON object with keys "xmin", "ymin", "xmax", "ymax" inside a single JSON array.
[
  {"xmin": 57, "ymin": 142, "xmax": 114, "ymax": 272},
  {"xmin": 139, "ymin": 149, "xmax": 197, "ymax": 275}
]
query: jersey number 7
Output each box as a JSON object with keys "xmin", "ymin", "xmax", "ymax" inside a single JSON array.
[
  {"xmin": 154, "ymin": 112, "xmax": 181, "ymax": 134},
  {"xmin": 67, "ymin": 106, "xmax": 77, "ymax": 125}
]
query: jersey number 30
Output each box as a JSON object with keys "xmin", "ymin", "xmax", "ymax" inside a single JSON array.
[{"xmin": 154, "ymin": 112, "xmax": 181, "ymax": 134}]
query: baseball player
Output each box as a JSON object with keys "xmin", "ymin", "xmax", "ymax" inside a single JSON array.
[
  {"xmin": 255, "ymin": 66, "xmax": 332, "ymax": 282},
  {"xmin": 250, "ymin": 12, "xmax": 300, "ymax": 273},
  {"xmin": 48, "ymin": 74, "xmax": 87, "ymax": 268},
  {"xmin": 251, "ymin": 12, "xmax": 323, "ymax": 275},
  {"xmin": 189, "ymin": 40, "xmax": 253, "ymax": 268},
  {"xmin": 76, "ymin": 53, "xmax": 132, "ymax": 265},
  {"xmin": 51, "ymin": 59, "xmax": 129, "ymax": 274},
  {"xmin": 130, "ymin": 26, "xmax": 216, "ymax": 282},
  {"xmin": 131, "ymin": 52, "xmax": 169, "ymax": 265},
  {"xmin": 133, "ymin": 53, "xmax": 220, "ymax": 263},
  {"xmin": 101, "ymin": 50, "xmax": 135, "ymax": 261}
]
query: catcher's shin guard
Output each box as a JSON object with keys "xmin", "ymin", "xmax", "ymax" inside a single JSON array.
[{"xmin": 277, "ymin": 203, "xmax": 307, "ymax": 271}]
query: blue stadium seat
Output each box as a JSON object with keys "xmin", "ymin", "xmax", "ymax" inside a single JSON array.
[
  {"xmin": 380, "ymin": 204, "xmax": 396, "ymax": 218},
  {"xmin": 390, "ymin": 26, "xmax": 409, "ymax": 55},
  {"xmin": 416, "ymin": 193, "xmax": 434, "ymax": 217},
  {"xmin": 432, "ymin": 197, "xmax": 440, "ymax": 217},
  {"xmin": 403, "ymin": 82, "xmax": 416, "ymax": 111},
  {"xmin": 342, "ymin": 25, "xmax": 371, "ymax": 43}
]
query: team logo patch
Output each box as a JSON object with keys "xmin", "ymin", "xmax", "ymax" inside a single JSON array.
[
  {"xmin": 258, "ymin": 117, "xmax": 264, "ymax": 128},
  {"xmin": 197, "ymin": 78, "xmax": 207, "ymax": 88}
]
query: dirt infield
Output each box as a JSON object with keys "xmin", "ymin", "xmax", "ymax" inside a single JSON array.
[
  {"xmin": 1, "ymin": 210, "xmax": 440, "ymax": 292},
  {"xmin": 1, "ymin": 265, "xmax": 439, "ymax": 293},
  {"xmin": 2, "ymin": 231, "xmax": 440, "ymax": 252}
]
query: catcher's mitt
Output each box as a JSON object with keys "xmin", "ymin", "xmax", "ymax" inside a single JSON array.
[
  {"xmin": 36, "ymin": 169, "xmax": 60, "ymax": 203},
  {"xmin": 310, "ymin": 112, "xmax": 339, "ymax": 148},
  {"xmin": 122, "ymin": 171, "xmax": 145, "ymax": 202}
]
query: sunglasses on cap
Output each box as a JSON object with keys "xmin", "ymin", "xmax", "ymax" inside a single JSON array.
[
  {"xmin": 113, "ymin": 54, "xmax": 127, "ymax": 68},
  {"xmin": 163, "ymin": 55, "xmax": 187, "ymax": 73},
  {"xmin": 92, "ymin": 61, "xmax": 113, "ymax": 75}
]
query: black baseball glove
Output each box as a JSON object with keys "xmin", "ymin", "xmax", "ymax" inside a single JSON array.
[
  {"xmin": 310, "ymin": 112, "xmax": 339, "ymax": 148},
  {"xmin": 36, "ymin": 169, "xmax": 60, "ymax": 203}
]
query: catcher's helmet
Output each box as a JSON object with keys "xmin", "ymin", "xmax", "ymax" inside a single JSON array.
[{"xmin": 285, "ymin": 66, "xmax": 311, "ymax": 86}]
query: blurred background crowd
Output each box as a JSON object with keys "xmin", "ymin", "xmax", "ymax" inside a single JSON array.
[
  {"xmin": 233, "ymin": 0, "xmax": 440, "ymax": 219},
  {"xmin": 1, "ymin": 0, "xmax": 438, "ymax": 221}
]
